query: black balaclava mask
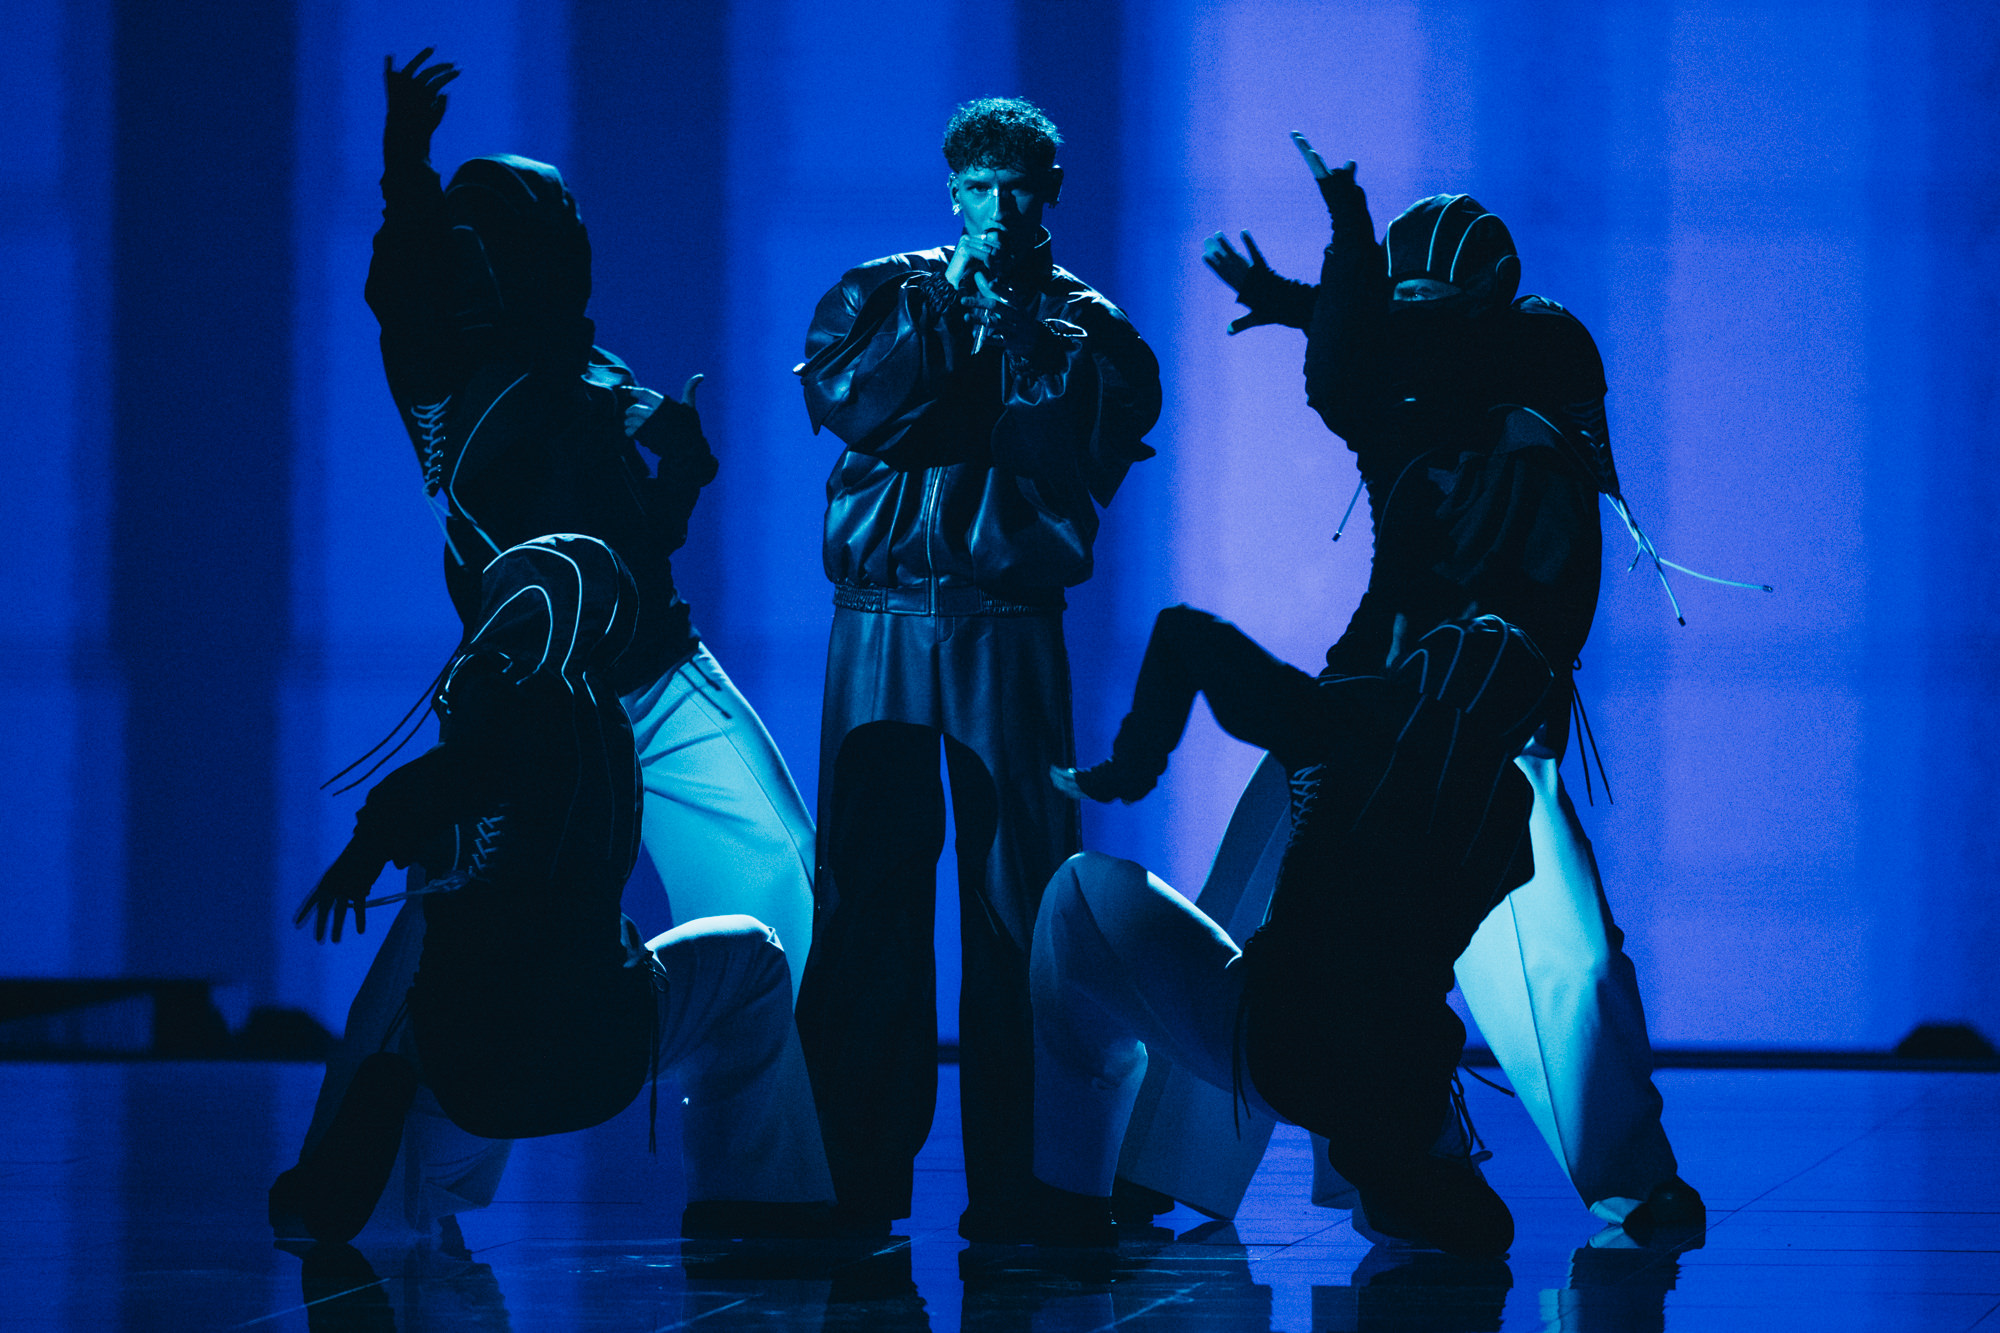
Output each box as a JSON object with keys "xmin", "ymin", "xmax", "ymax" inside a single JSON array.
[
  {"xmin": 1381, "ymin": 194, "xmax": 1521, "ymax": 395},
  {"xmin": 443, "ymin": 155, "xmax": 595, "ymax": 371},
  {"xmin": 1385, "ymin": 193, "xmax": 1521, "ymax": 315}
]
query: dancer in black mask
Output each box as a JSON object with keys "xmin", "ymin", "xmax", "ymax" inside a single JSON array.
[
  {"xmin": 275, "ymin": 50, "xmax": 827, "ymax": 1241},
  {"xmin": 1112, "ymin": 140, "xmax": 1701, "ymax": 1242},
  {"xmin": 277, "ymin": 536, "xmax": 832, "ymax": 1246},
  {"xmin": 364, "ymin": 50, "xmax": 816, "ymax": 996}
]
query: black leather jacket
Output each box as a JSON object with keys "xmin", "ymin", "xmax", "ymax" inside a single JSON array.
[{"xmin": 800, "ymin": 235, "xmax": 1160, "ymax": 606}]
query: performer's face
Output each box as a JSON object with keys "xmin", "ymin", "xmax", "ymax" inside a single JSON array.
[
  {"xmin": 1395, "ymin": 278, "xmax": 1461, "ymax": 301},
  {"xmin": 951, "ymin": 164, "xmax": 1054, "ymax": 255}
]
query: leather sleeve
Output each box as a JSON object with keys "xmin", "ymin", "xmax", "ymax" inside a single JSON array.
[
  {"xmin": 993, "ymin": 292, "xmax": 1161, "ymax": 510},
  {"xmin": 799, "ymin": 254, "xmax": 970, "ymax": 461}
]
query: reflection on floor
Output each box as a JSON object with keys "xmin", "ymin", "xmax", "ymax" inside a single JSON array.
[{"xmin": 0, "ymin": 1061, "xmax": 1994, "ymax": 1330}]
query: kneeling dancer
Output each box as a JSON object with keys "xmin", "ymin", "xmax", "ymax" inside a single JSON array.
[
  {"xmin": 1038, "ymin": 611, "xmax": 1549, "ymax": 1257},
  {"xmin": 275, "ymin": 536, "xmax": 833, "ymax": 1244}
]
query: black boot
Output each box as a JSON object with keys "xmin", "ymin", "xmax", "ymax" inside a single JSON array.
[
  {"xmin": 270, "ymin": 1052, "xmax": 419, "ymax": 1244},
  {"xmin": 1355, "ymin": 1153, "xmax": 1515, "ymax": 1260}
]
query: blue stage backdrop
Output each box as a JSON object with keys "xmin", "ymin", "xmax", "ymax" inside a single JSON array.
[{"xmin": 5, "ymin": 0, "xmax": 1996, "ymax": 1049}]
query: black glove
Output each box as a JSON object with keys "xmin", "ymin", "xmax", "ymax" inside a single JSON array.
[
  {"xmin": 1202, "ymin": 231, "xmax": 1316, "ymax": 334},
  {"xmin": 633, "ymin": 376, "xmax": 719, "ymax": 491},
  {"xmin": 1290, "ymin": 133, "xmax": 1372, "ymax": 236},
  {"xmin": 383, "ymin": 48, "xmax": 460, "ymax": 171},
  {"xmin": 295, "ymin": 838, "xmax": 389, "ymax": 943}
]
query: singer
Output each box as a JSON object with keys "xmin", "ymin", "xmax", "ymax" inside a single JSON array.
[{"xmin": 793, "ymin": 98, "xmax": 1161, "ymax": 1241}]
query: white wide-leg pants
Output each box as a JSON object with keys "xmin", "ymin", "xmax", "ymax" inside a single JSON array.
[
  {"xmin": 1115, "ymin": 747, "xmax": 1679, "ymax": 1222},
  {"xmin": 620, "ymin": 645, "xmax": 818, "ymax": 1000},
  {"xmin": 1031, "ymin": 851, "xmax": 1280, "ymax": 1198},
  {"xmin": 1452, "ymin": 746, "xmax": 1678, "ymax": 1222},
  {"xmin": 300, "ymin": 905, "xmax": 833, "ymax": 1232}
]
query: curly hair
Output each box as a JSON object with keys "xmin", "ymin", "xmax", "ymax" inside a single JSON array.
[{"xmin": 942, "ymin": 97, "xmax": 1062, "ymax": 176}]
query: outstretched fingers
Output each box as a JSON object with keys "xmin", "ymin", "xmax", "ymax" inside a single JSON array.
[
  {"xmin": 1202, "ymin": 232, "xmax": 1249, "ymax": 287},
  {"xmin": 387, "ymin": 47, "xmax": 436, "ymax": 80},
  {"xmin": 1291, "ymin": 130, "xmax": 1332, "ymax": 180}
]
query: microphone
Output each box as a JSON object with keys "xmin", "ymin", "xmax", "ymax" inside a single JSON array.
[{"xmin": 962, "ymin": 233, "xmax": 1003, "ymax": 354}]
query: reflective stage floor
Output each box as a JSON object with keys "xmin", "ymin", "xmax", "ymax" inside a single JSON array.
[{"xmin": 1, "ymin": 1060, "xmax": 1994, "ymax": 1330}]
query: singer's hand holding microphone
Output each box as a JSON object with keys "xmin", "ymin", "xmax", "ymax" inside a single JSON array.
[{"xmin": 947, "ymin": 232, "xmax": 1043, "ymax": 356}]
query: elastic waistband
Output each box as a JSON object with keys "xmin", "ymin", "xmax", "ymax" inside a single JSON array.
[{"xmin": 833, "ymin": 583, "xmax": 1065, "ymax": 616}]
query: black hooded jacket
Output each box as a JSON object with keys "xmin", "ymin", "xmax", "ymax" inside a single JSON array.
[
  {"xmin": 800, "ymin": 236, "xmax": 1160, "ymax": 604},
  {"xmin": 1302, "ymin": 201, "xmax": 1613, "ymax": 678},
  {"xmin": 367, "ymin": 153, "xmax": 716, "ymax": 695}
]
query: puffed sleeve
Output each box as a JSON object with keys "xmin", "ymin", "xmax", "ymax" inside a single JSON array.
[
  {"xmin": 799, "ymin": 255, "xmax": 983, "ymax": 464},
  {"xmin": 1512, "ymin": 298, "xmax": 1620, "ymax": 498},
  {"xmin": 991, "ymin": 292, "xmax": 1161, "ymax": 509}
]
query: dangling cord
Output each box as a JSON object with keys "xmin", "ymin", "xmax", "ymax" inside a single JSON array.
[
  {"xmin": 647, "ymin": 954, "xmax": 667, "ymax": 1154},
  {"xmin": 1572, "ymin": 680, "xmax": 1613, "ymax": 806},
  {"xmin": 1229, "ymin": 987, "xmax": 1254, "ymax": 1138},
  {"xmin": 1459, "ymin": 1063, "xmax": 1515, "ymax": 1099},
  {"xmin": 680, "ymin": 654, "xmax": 735, "ymax": 720},
  {"xmin": 1331, "ymin": 476, "xmax": 1366, "ymax": 543},
  {"xmin": 322, "ymin": 654, "xmax": 456, "ymax": 795},
  {"xmin": 1605, "ymin": 494, "xmax": 1773, "ymax": 627},
  {"xmin": 1571, "ymin": 683, "xmax": 1597, "ymax": 807},
  {"xmin": 1447, "ymin": 1072, "xmax": 1494, "ymax": 1164}
]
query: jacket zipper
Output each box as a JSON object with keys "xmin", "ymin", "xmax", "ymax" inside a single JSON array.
[{"xmin": 919, "ymin": 465, "xmax": 943, "ymax": 615}]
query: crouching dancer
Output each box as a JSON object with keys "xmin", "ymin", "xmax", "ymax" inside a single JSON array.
[
  {"xmin": 1036, "ymin": 611, "xmax": 1550, "ymax": 1257},
  {"xmin": 1183, "ymin": 139, "xmax": 1702, "ymax": 1239},
  {"xmin": 273, "ymin": 536, "xmax": 834, "ymax": 1245}
]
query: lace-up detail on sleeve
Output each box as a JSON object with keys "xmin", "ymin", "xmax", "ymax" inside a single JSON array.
[{"xmin": 413, "ymin": 398, "xmax": 452, "ymax": 494}]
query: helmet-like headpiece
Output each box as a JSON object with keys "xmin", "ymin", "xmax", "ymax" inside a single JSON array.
[
  {"xmin": 1386, "ymin": 194, "xmax": 1520, "ymax": 308},
  {"xmin": 461, "ymin": 534, "xmax": 638, "ymax": 693}
]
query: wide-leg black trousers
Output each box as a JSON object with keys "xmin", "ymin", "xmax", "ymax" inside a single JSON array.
[{"xmin": 797, "ymin": 605, "xmax": 1080, "ymax": 1220}]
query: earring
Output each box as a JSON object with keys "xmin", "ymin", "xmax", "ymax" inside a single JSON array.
[{"xmin": 952, "ymin": 202, "xmax": 962, "ymax": 215}]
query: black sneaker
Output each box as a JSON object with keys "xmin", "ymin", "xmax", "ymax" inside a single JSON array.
[
  {"xmin": 958, "ymin": 1183, "xmax": 1117, "ymax": 1248},
  {"xmin": 1052, "ymin": 760, "xmax": 1158, "ymax": 805},
  {"xmin": 1111, "ymin": 1176, "xmax": 1176, "ymax": 1238},
  {"xmin": 1620, "ymin": 1176, "xmax": 1706, "ymax": 1246},
  {"xmin": 1355, "ymin": 1154, "xmax": 1515, "ymax": 1260}
]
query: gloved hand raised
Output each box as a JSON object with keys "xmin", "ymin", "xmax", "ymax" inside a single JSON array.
[
  {"xmin": 295, "ymin": 839, "xmax": 388, "ymax": 943},
  {"xmin": 383, "ymin": 47, "xmax": 460, "ymax": 170},
  {"xmin": 1202, "ymin": 231, "xmax": 1314, "ymax": 334},
  {"xmin": 1291, "ymin": 132, "xmax": 1370, "ymax": 236}
]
